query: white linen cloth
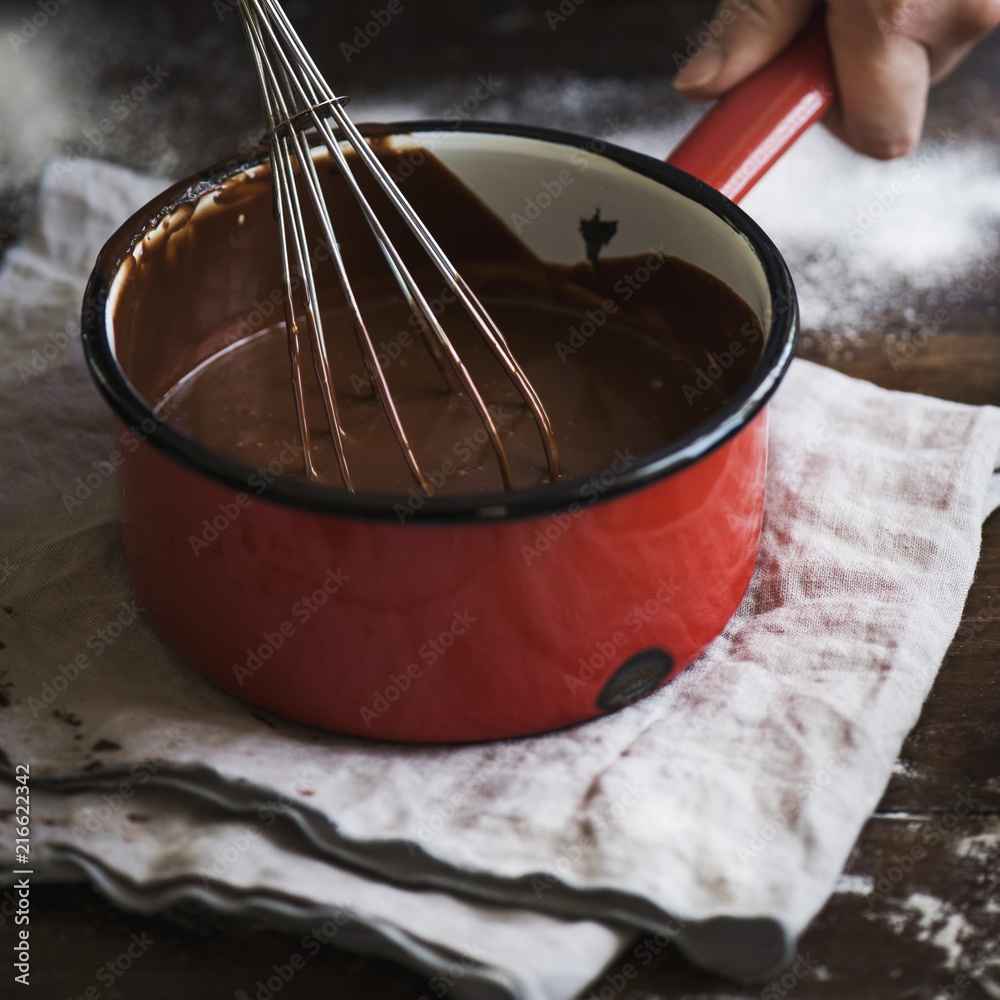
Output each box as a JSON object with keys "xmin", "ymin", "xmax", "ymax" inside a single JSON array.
[{"xmin": 2, "ymin": 159, "xmax": 999, "ymax": 997}]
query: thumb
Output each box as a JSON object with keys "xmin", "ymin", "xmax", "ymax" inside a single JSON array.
[{"xmin": 674, "ymin": 0, "xmax": 816, "ymax": 97}]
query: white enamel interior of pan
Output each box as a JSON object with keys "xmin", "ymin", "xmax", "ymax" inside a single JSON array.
[
  {"xmin": 105, "ymin": 130, "xmax": 775, "ymax": 363},
  {"xmin": 395, "ymin": 129, "xmax": 774, "ymax": 338}
]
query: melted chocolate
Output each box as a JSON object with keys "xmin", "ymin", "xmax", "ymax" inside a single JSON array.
[{"xmin": 117, "ymin": 138, "xmax": 763, "ymax": 497}]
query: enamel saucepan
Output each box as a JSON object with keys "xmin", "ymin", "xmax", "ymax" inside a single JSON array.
[{"xmin": 82, "ymin": 19, "xmax": 834, "ymax": 741}]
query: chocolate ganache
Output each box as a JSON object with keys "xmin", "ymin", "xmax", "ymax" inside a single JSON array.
[{"xmin": 128, "ymin": 138, "xmax": 764, "ymax": 497}]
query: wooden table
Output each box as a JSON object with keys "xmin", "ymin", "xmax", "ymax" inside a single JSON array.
[{"xmin": 2, "ymin": 1, "xmax": 998, "ymax": 996}]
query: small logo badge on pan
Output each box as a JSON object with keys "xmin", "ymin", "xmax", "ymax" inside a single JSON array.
[{"xmin": 596, "ymin": 648, "xmax": 674, "ymax": 712}]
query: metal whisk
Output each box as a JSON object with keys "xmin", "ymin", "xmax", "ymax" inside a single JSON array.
[{"xmin": 235, "ymin": 0, "xmax": 560, "ymax": 493}]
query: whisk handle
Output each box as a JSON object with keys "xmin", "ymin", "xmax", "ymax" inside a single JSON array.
[{"xmin": 666, "ymin": 11, "xmax": 835, "ymax": 204}]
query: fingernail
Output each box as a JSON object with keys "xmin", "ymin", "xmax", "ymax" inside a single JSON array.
[{"xmin": 674, "ymin": 43, "xmax": 725, "ymax": 91}]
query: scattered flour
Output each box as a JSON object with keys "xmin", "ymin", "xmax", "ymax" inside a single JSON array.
[
  {"xmin": 833, "ymin": 872, "xmax": 873, "ymax": 896},
  {"xmin": 742, "ymin": 128, "xmax": 1000, "ymax": 336},
  {"xmin": 891, "ymin": 758, "xmax": 924, "ymax": 780},
  {"xmin": 864, "ymin": 876, "xmax": 1000, "ymax": 980},
  {"xmin": 954, "ymin": 827, "xmax": 1000, "ymax": 865},
  {"xmin": 904, "ymin": 893, "xmax": 968, "ymax": 970},
  {"xmin": 0, "ymin": 25, "xmax": 73, "ymax": 188},
  {"xmin": 840, "ymin": 823, "xmax": 995, "ymax": 976}
]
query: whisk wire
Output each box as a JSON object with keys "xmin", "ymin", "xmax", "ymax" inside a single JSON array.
[
  {"xmin": 247, "ymin": 3, "xmax": 448, "ymax": 491},
  {"xmin": 271, "ymin": 157, "xmax": 320, "ymax": 482},
  {"xmin": 246, "ymin": 0, "xmax": 514, "ymax": 490},
  {"xmin": 240, "ymin": 5, "xmax": 354, "ymax": 487},
  {"xmin": 237, "ymin": 0, "xmax": 560, "ymax": 492}
]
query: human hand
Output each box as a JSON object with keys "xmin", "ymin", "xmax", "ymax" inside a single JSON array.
[{"xmin": 673, "ymin": 0, "xmax": 1000, "ymax": 159}]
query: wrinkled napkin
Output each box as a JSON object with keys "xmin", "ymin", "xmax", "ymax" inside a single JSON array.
[{"xmin": 2, "ymin": 159, "xmax": 1000, "ymax": 998}]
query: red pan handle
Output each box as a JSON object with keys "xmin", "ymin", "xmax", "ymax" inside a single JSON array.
[{"xmin": 666, "ymin": 12, "xmax": 836, "ymax": 204}]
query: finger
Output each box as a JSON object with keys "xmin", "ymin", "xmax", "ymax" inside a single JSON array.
[
  {"xmin": 927, "ymin": 38, "xmax": 976, "ymax": 82},
  {"xmin": 823, "ymin": 5, "xmax": 931, "ymax": 159},
  {"xmin": 673, "ymin": 0, "xmax": 815, "ymax": 98},
  {"xmin": 921, "ymin": 0, "xmax": 1000, "ymax": 69},
  {"xmin": 905, "ymin": 0, "xmax": 1000, "ymax": 79}
]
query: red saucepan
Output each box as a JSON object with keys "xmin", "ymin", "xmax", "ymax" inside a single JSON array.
[{"xmin": 82, "ymin": 20, "xmax": 834, "ymax": 741}]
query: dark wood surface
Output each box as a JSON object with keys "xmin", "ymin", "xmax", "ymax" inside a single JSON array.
[{"xmin": 2, "ymin": 0, "xmax": 999, "ymax": 996}]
